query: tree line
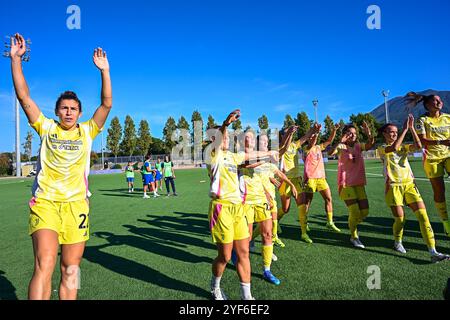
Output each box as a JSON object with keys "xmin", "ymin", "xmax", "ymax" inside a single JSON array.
[
  {"xmin": 1, "ymin": 110, "xmax": 383, "ymax": 173},
  {"xmin": 105, "ymin": 110, "xmax": 384, "ymax": 159}
]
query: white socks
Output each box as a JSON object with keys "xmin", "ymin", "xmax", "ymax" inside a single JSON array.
[{"xmin": 240, "ymin": 282, "xmax": 252, "ymax": 300}]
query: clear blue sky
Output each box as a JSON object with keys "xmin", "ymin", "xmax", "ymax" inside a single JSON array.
[{"xmin": 1, "ymin": 0, "xmax": 450, "ymax": 154}]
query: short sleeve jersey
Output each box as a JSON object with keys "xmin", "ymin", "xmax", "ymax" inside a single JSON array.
[
  {"xmin": 30, "ymin": 113, "xmax": 101, "ymax": 201},
  {"xmin": 253, "ymin": 162, "xmax": 279, "ymax": 200},
  {"xmin": 281, "ymin": 141, "xmax": 302, "ymax": 179},
  {"xmin": 416, "ymin": 113, "xmax": 450, "ymax": 160},
  {"xmin": 378, "ymin": 144, "xmax": 415, "ymax": 186},
  {"xmin": 209, "ymin": 150, "xmax": 245, "ymax": 204}
]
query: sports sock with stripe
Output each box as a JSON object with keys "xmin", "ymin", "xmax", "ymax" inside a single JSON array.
[
  {"xmin": 348, "ymin": 203, "xmax": 360, "ymax": 239},
  {"xmin": 414, "ymin": 208, "xmax": 436, "ymax": 250}
]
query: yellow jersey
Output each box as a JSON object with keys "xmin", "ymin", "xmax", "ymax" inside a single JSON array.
[
  {"xmin": 209, "ymin": 150, "xmax": 245, "ymax": 204},
  {"xmin": 30, "ymin": 113, "xmax": 101, "ymax": 202},
  {"xmin": 255, "ymin": 162, "xmax": 278, "ymax": 200},
  {"xmin": 243, "ymin": 162, "xmax": 278, "ymax": 203},
  {"xmin": 281, "ymin": 141, "xmax": 302, "ymax": 179},
  {"xmin": 240, "ymin": 164, "xmax": 271, "ymax": 205},
  {"xmin": 416, "ymin": 113, "xmax": 450, "ymax": 160},
  {"xmin": 378, "ymin": 144, "xmax": 415, "ymax": 186}
]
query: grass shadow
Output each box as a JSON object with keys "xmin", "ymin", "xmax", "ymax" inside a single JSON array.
[
  {"xmin": 83, "ymin": 241, "xmax": 210, "ymax": 299},
  {"xmin": 93, "ymin": 231, "xmax": 212, "ymax": 264},
  {"xmin": 0, "ymin": 270, "xmax": 18, "ymax": 300},
  {"xmin": 277, "ymin": 225, "xmax": 438, "ymax": 265},
  {"xmin": 137, "ymin": 212, "xmax": 209, "ymax": 236}
]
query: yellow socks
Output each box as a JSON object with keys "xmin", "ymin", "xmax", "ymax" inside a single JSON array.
[
  {"xmin": 434, "ymin": 202, "xmax": 449, "ymax": 236},
  {"xmin": 434, "ymin": 201, "xmax": 449, "ymax": 221},
  {"xmin": 298, "ymin": 204, "xmax": 308, "ymax": 234},
  {"xmin": 360, "ymin": 208, "xmax": 369, "ymax": 222},
  {"xmin": 262, "ymin": 245, "xmax": 273, "ymax": 270},
  {"xmin": 272, "ymin": 219, "xmax": 279, "ymax": 238},
  {"xmin": 393, "ymin": 216, "xmax": 405, "ymax": 242},
  {"xmin": 443, "ymin": 220, "xmax": 450, "ymax": 237},
  {"xmin": 326, "ymin": 211, "xmax": 333, "ymax": 224},
  {"xmin": 414, "ymin": 209, "xmax": 436, "ymax": 249},
  {"xmin": 348, "ymin": 203, "xmax": 360, "ymax": 239}
]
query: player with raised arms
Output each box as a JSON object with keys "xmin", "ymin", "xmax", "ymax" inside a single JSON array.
[
  {"xmin": 406, "ymin": 92, "xmax": 450, "ymax": 237},
  {"xmin": 9, "ymin": 33, "xmax": 112, "ymax": 299},
  {"xmin": 298, "ymin": 123, "xmax": 342, "ymax": 244},
  {"xmin": 242, "ymin": 130, "xmax": 299, "ymax": 284},
  {"xmin": 207, "ymin": 110, "xmax": 277, "ymax": 300},
  {"xmin": 328, "ymin": 121, "xmax": 375, "ymax": 249},
  {"xmin": 377, "ymin": 114, "xmax": 449, "ymax": 262},
  {"xmin": 276, "ymin": 124, "xmax": 321, "ymax": 244}
]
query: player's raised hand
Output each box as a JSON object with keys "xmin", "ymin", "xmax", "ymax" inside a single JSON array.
[
  {"xmin": 362, "ymin": 121, "xmax": 371, "ymax": 136},
  {"xmin": 341, "ymin": 132, "xmax": 351, "ymax": 144},
  {"xmin": 287, "ymin": 125, "xmax": 298, "ymax": 134},
  {"xmin": 93, "ymin": 47, "xmax": 110, "ymax": 71},
  {"xmin": 10, "ymin": 33, "xmax": 27, "ymax": 60},
  {"xmin": 406, "ymin": 114, "xmax": 415, "ymax": 130},
  {"xmin": 224, "ymin": 109, "xmax": 241, "ymax": 126},
  {"xmin": 313, "ymin": 123, "xmax": 322, "ymax": 133}
]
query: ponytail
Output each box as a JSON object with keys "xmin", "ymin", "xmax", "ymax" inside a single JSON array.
[{"xmin": 405, "ymin": 91, "xmax": 435, "ymax": 111}]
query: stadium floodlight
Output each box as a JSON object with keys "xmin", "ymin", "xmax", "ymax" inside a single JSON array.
[
  {"xmin": 3, "ymin": 35, "xmax": 31, "ymax": 177},
  {"xmin": 101, "ymin": 131, "xmax": 105, "ymax": 169},
  {"xmin": 312, "ymin": 99, "xmax": 319, "ymax": 123},
  {"xmin": 382, "ymin": 90, "xmax": 390, "ymax": 124}
]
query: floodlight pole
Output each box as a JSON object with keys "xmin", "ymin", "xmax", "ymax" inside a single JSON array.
[
  {"xmin": 312, "ymin": 99, "xmax": 319, "ymax": 123},
  {"xmin": 382, "ymin": 90, "xmax": 390, "ymax": 124},
  {"xmin": 3, "ymin": 36, "xmax": 32, "ymax": 177},
  {"xmin": 101, "ymin": 130, "xmax": 105, "ymax": 169},
  {"xmin": 15, "ymin": 97, "xmax": 20, "ymax": 177}
]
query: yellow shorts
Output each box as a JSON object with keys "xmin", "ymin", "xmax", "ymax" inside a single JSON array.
[
  {"xmin": 208, "ymin": 201, "xmax": 250, "ymax": 244},
  {"xmin": 279, "ymin": 177, "xmax": 303, "ymax": 198},
  {"xmin": 385, "ymin": 183, "xmax": 423, "ymax": 207},
  {"xmin": 339, "ymin": 186, "xmax": 367, "ymax": 201},
  {"xmin": 303, "ymin": 178, "xmax": 330, "ymax": 193},
  {"xmin": 29, "ymin": 197, "xmax": 90, "ymax": 245},
  {"xmin": 243, "ymin": 204, "xmax": 272, "ymax": 225},
  {"xmin": 423, "ymin": 157, "xmax": 450, "ymax": 179}
]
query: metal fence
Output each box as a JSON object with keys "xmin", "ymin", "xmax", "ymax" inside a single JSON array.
[
  {"xmin": 13, "ymin": 150, "xmax": 425, "ymax": 173},
  {"xmin": 91, "ymin": 154, "xmax": 204, "ymax": 170}
]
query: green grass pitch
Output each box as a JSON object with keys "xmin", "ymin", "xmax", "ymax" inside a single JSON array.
[{"xmin": 0, "ymin": 159, "xmax": 449, "ymax": 300}]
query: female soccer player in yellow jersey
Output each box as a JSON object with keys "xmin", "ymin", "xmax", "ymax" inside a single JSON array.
[
  {"xmin": 9, "ymin": 34, "xmax": 112, "ymax": 300},
  {"xmin": 240, "ymin": 130, "xmax": 297, "ymax": 285},
  {"xmin": 406, "ymin": 92, "xmax": 450, "ymax": 237},
  {"xmin": 207, "ymin": 110, "xmax": 278, "ymax": 300},
  {"xmin": 252, "ymin": 133, "xmax": 297, "ymax": 249},
  {"xmin": 298, "ymin": 123, "xmax": 342, "ymax": 244},
  {"xmin": 328, "ymin": 121, "xmax": 375, "ymax": 249},
  {"xmin": 377, "ymin": 114, "xmax": 449, "ymax": 263},
  {"xmin": 277, "ymin": 124, "xmax": 321, "ymax": 235}
]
